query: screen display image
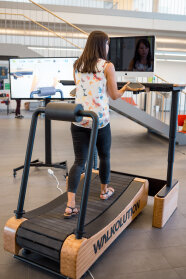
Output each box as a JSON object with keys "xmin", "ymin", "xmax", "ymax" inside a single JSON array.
[
  {"xmin": 108, "ymin": 36, "xmax": 155, "ymax": 74},
  {"xmin": 9, "ymin": 57, "xmax": 77, "ymax": 100},
  {"xmin": 0, "ymin": 66, "xmax": 8, "ymax": 79}
]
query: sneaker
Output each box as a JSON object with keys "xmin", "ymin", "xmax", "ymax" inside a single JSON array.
[{"xmin": 15, "ymin": 114, "xmax": 24, "ymax": 119}]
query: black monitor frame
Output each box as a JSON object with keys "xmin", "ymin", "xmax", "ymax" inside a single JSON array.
[{"xmin": 108, "ymin": 35, "xmax": 155, "ymax": 76}]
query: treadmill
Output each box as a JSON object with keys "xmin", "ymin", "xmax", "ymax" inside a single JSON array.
[{"xmin": 3, "ymin": 102, "xmax": 178, "ymax": 279}]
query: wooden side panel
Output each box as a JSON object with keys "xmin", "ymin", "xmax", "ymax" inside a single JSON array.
[
  {"xmin": 152, "ymin": 181, "xmax": 179, "ymax": 228},
  {"xmin": 60, "ymin": 235, "xmax": 87, "ymax": 279},
  {"xmin": 4, "ymin": 216, "xmax": 27, "ymax": 254},
  {"xmin": 76, "ymin": 178, "xmax": 148, "ymax": 279},
  {"xmin": 60, "ymin": 178, "xmax": 148, "ymax": 279}
]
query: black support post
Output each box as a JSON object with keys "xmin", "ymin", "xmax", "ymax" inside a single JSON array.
[
  {"xmin": 45, "ymin": 99, "xmax": 52, "ymax": 165},
  {"xmin": 166, "ymin": 89, "xmax": 180, "ymax": 188},
  {"xmin": 14, "ymin": 108, "xmax": 45, "ymax": 219}
]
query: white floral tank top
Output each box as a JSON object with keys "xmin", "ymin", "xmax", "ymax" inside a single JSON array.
[{"xmin": 74, "ymin": 59, "xmax": 109, "ymax": 129}]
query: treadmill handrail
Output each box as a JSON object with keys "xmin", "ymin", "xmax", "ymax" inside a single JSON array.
[
  {"xmin": 14, "ymin": 103, "xmax": 99, "ymax": 233},
  {"xmin": 76, "ymin": 110, "xmax": 99, "ymax": 239},
  {"xmin": 14, "ymin": 107, "xmax": 45, "ymax": 218}
]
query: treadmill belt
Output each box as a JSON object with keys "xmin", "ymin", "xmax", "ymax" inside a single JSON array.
[{"xmin": 17, "ymin": 172, "xmax": 134, "ymax": 260}]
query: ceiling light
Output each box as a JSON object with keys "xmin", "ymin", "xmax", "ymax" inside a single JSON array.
[
  {"xmin": 28, "ymin": 46, "xmax": 82, "ymax": 51},
  {"xmin": 157, "ymin": 47, "xmax": 186, "ymax": 52},
  {"xmin": 156, "ymin": 38, "xmax": 186, "ymax": 44},
  {"xmin": 156, "ymin": 59, "xmax": 186, "ymax": 62},
  {"xmin": 156, "ymin": 51, "xmax": 186, "ymax": 57},
  {"xmin": 0, "ymin": 28, "xmax": 87, "ymax": 39}
]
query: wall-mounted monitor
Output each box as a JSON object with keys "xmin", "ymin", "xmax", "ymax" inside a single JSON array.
[
  {"xmin": 9, "ymin": 57, "xmax": 77, "ymax": 100},
  {"xmin": 108, "ymin": 36, "xmax": 155, "ymax": 79}
]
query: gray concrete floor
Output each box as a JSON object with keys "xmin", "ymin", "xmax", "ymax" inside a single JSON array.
[{"xmin": 0, "ymin": 109, "xmax": 186, "ymax": 279}]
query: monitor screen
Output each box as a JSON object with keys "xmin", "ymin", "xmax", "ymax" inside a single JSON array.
[
  {"xmin": 108, "ymin": 36, "xmax": 155, "ymax": 77},
  {"xmin": 9, "ymin": 57, "xmax": 77, "ymax": 100}
]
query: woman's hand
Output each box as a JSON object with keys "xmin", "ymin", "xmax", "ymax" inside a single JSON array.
[
  {"xmin": 123, "ymin": 82, "xmax": 145, "ymax": 92},
  {"xmin": 121, "ymin": 82, "xmax": 131, "ymax": 93}
]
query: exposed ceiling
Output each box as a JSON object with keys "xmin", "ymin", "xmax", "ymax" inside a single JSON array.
[{"xmin": 1, "ymin": 1, "xmax": 186, "ymax": 60}]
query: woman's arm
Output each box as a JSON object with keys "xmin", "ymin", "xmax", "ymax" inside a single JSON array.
[{"xmin": 104, "ymin": 62, "xmax": 130, "ymax": 100}]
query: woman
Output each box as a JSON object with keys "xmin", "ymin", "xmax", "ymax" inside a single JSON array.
[
  {"xmin": 128, "ymin": 38, "xmax": 152, "ymax": 71},
  {"xmin": 64, "ymin": 30, "xmax": 130, "ymax": 218}
]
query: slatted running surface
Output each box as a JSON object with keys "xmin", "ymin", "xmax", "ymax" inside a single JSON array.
[{"xmin": 16, "ymin": 172, "xmax": 134, "ymax": 261}]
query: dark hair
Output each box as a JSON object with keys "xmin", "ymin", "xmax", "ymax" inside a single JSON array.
[
  {"xmin": 74, "ymin": 31, "xmax": 109, "ymax": 73},
  {"xmin": 133, "ymin": 38, "xmax": 151, "ymax": 69}
]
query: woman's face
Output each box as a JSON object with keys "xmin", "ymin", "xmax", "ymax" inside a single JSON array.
[
  {"xmin": 106, "ymin": 40, "xmax": 109, "ymax": 56},
  {"xmin": 138, "ymin": 42, "xmax": 149, "ymax": 58}
]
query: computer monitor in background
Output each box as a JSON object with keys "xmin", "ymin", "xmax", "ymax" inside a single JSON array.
[
  {"xmin": 9, "ymin": 57, "xmax": 77, "ymax": 100},
  {"xmin": 108, "ymin": 36, "xmax": 155, "ymax": 80}
]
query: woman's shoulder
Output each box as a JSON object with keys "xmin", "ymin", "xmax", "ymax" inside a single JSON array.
[
  {"xmin": 97, "ymin": 58, "xmax": 111, "ymax": 65},
  {"xmin": 104, "ymin": 61, "xmax": 115, "ymax": 72}
]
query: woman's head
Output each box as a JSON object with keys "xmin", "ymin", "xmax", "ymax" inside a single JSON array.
[
  {"xmin": 74, "ymin": 31, "xmax": 109, "ymax": 73},
  {"xmin": 138, "ymin": 41, "xmax": 149, "ymax": 58},
  {"xmin": 133, "ymin": 38, "xmax": 151, "ymax": 67}
]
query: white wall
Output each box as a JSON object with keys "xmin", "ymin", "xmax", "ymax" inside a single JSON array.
[
  {"xmin": 156, "ymin": 60, "xmax": 186, "ymax": 84},
  {"xmin": 156, "ymin": 60, "xmax": 186, "ymax": 112}
]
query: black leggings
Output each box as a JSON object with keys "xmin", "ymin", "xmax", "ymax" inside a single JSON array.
[
  {"xmin": 68, "ymin": 123, "xmax": 111, "ymax": 193},
  {"xmin": 15, "ymin": 100, "xmax": 21, "ymax": 116}
]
